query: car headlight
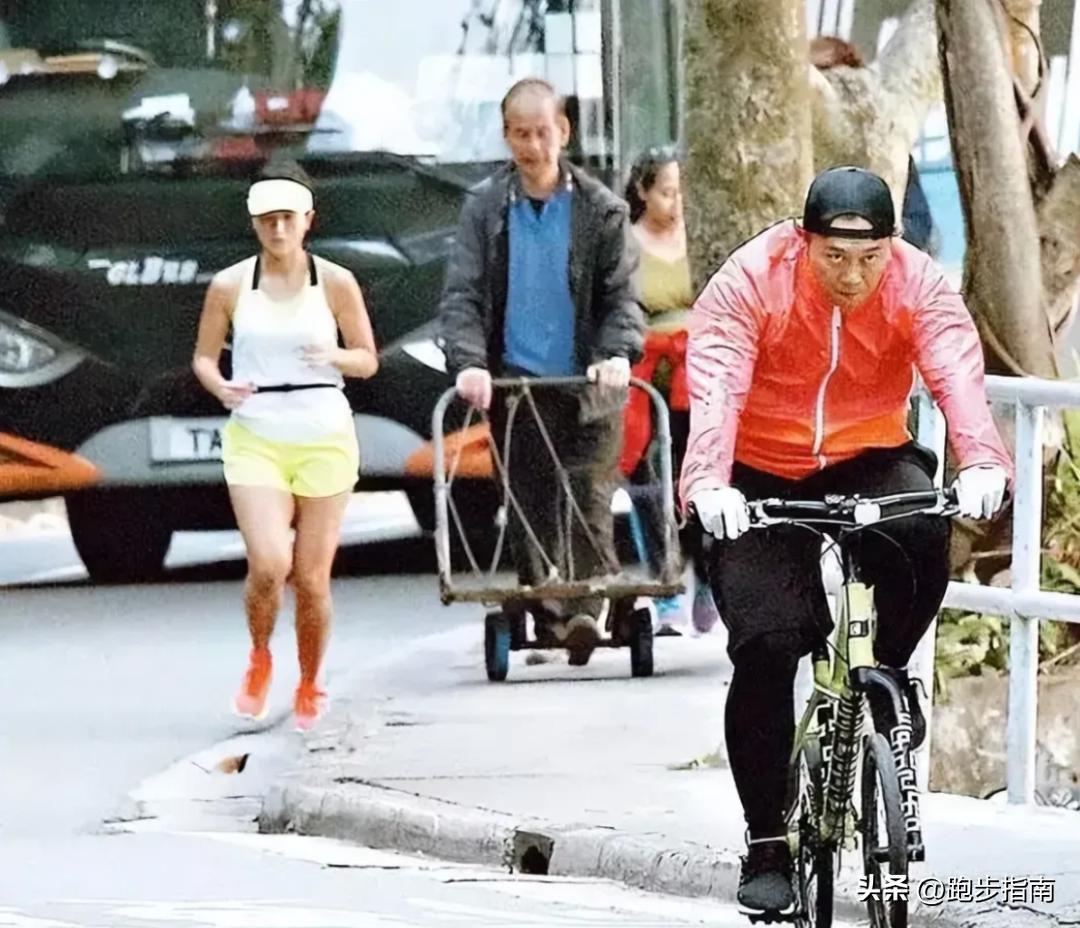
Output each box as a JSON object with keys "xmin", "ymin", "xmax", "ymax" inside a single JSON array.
[{"xmin": 0, "ymin": 311, "xmax": 84, "ymax": 387}]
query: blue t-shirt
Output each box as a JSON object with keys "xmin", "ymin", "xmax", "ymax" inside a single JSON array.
[{"xmin": 503, "ymin": 189, "xmax": 577, "ymax": 376}]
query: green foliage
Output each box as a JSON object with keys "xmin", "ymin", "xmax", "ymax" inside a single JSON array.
[
  {"xmin": 1044, "ymin": 434, "xmax": 1080, "ymax": 580},
  {"xmin": 934, "ymin": 609, "xmax": 1007, "ymax": 700}
]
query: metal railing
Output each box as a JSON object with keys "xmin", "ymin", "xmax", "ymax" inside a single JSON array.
[{"xmin": 916, "ymin": 374, "xmax": 1080, "ymax": 805}]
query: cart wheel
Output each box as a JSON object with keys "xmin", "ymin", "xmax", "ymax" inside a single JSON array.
[
  {"xmin": 629, "ymin": 608, "xmax": 654, "ymax": 678},
  {"xmin": 485, "ymin": 612, "xmax": 511, "ymax": 682}
]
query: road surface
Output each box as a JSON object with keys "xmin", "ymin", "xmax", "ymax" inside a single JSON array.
[{"xmin": 1, "ymin": 499, "xmax": 818, "ymax": 927}]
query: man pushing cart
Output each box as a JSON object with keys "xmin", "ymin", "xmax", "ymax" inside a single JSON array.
[
  {"xmin": 437, "ymin": 77, "xmax": 677, "ymax": 676},
  {"xmin": 430, "ymin": 374, "xmax": 683, "ymax": 681}
]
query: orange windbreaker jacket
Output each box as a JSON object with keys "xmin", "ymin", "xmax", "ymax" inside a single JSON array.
[{"xmin": 679, "ymin": 222, "xmax": 1012, "ymax": 510}]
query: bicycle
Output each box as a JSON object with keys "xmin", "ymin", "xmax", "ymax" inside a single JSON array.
[{"xmin": 741, "ymin": 488, "xmax": 958, "ymax": 928}]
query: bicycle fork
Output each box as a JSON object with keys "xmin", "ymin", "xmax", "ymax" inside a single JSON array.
[
  {"xmin": 815, "ymin": 580, "xmax": 926, "ymax": 860},
  {"xmin": 845, "ymin": 574, "xmax": 926, "ymax": 863},
  {"xmin": 861, "ymin": 666, "xmax": 926, "ymax": 862}
]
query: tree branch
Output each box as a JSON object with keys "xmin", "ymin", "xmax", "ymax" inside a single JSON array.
[
  {"xmin": 811, "ymin": 0, "xmax": 942, "ymax": 224},
  {"xmin": 807, "ymin": 63, "xmax": 851, "ymax": 152},
  {"xmin": 1038, "ymin": 154, "xmax": 1080, "ymax": 339},
  {"xmin": 876, "ymin": 0, "xmax": 942, "ymax": 120},
  {"xmin": 1000, "ymin": 0, "xmax": 1044, "ymax": 97}
]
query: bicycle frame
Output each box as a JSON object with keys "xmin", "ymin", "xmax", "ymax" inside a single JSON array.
[
  {"xmin": 769, "ymin": 490, "xmax": 955, "ymax": 859},
  {"xmin": 790, "ymin": 571, "xmax": 922, "ymax": 853}
]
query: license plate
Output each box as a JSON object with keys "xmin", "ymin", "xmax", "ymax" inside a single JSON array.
[{"xmin": 149, "ymin": 416, "xmax": 226, "ymax": 463}]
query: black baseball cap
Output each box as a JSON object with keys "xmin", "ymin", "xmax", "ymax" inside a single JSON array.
[{"xmin": 802, "ymin": 166, "xmax": 896, "ymax": 239}]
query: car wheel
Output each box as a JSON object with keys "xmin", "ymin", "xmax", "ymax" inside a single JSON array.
[{"xmin": 65, "ymin": 489, "xmax": 172, "ymax": 583}]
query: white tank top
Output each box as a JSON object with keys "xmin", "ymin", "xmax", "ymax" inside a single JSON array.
[{"xmin": 229, "ymin": 254, "xmax": 353, "ymax": 443}]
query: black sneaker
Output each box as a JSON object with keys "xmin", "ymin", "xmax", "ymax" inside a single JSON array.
[
  {"xmin": 737, "ymin": 838, "xmax": 795, "ymax": 913},
  {"xmin": 869, "ymin": 667, "xmax": 927, "ymax": 750}
]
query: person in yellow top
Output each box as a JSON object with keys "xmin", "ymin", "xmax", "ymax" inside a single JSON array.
[
  {"xmin": 628, "ymin": 147, "xmax": 693, "ymax": 333},
  {"xmin": 621, "ymin": 146, "xmax": 718, "ymax": 635},
  {"xmin": 192, "ymin": 160, "xmax": 379, "ymax": 732}
]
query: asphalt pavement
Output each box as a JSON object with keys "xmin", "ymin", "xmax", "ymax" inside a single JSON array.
[
  {"xmin": 262, "ymin": 618, "xmax": 1080, "ymax": 928},
  {"xmin": 3, "ymin": 497, "xmax": 800, "ymax": 928},
  {"xmin": 6, "ymin": 495, "xmax": 1075, "ymax": 928},
  {"xmin": 1, "ymin": 832, "xmax": 819, "ymax": 927}
]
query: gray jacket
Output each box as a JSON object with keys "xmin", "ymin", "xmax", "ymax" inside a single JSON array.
[{"xmin": 437, "ymin": 160, "xmax": 644, "ymax": 378}]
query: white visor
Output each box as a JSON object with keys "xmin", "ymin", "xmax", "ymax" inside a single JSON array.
[{"xmin": 247, "ymin": 178, "xmax": 314, "ymax": 217}]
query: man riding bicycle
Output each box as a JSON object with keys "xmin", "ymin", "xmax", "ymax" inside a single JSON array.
[{"xmin": 680, "ymin": 166, "xmax": 1012, "ymax": 916}]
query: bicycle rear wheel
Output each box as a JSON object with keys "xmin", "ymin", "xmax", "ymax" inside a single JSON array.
[
  {"xmin": 788, "ymin": 739, "xmax": 834, "ymax": 928},
  {"xmin": 861, "ymin": 732, "xmax": 908, "ymax": 928}
]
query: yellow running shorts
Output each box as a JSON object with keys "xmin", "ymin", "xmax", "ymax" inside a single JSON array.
[{"xmin": 221, "ymin": 420, "xmax": 359, "ymax": 498}]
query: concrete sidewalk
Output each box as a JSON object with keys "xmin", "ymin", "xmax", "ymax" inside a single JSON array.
[{"xmin": 261, "ymin": 609, "xmax": 1080, "ymax": 927}]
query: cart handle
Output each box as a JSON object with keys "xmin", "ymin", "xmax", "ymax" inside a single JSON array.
[{"xmin": 489, "ymin": 375, "xmax": 604, "ymax": 389}]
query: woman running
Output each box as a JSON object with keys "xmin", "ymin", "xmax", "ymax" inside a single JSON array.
[{"xmin": 192, "ymin": 160, "xmax": 378, "ymax": 731}]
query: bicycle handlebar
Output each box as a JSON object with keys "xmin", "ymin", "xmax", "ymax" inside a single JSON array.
[{"xmin": 747, "ymin": 487, "xmax": 959, "ymax": 528}]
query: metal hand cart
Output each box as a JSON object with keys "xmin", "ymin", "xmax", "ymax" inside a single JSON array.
[{"xmin": 432, "ymin": 375, "xmax": 684, "ymax": 682}]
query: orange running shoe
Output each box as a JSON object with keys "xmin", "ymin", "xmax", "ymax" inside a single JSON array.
[
  {"xmin": 233, "ymin": 647, "xmax": 272, "ymax": 720},
  {"xmin": 293, "ymin": 681, "xmax": 327, "ymax": 732}
]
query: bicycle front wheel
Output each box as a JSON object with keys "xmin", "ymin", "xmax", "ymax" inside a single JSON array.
[{"xmin": 860, "ymin": 732, "xmax": 908, "ymax": 928}]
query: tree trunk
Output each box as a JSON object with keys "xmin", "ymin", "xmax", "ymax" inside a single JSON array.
[
  {"xmin": 1039, "ymin": 155, "xmax": 1080, "ymax": 343},
  {"xmin": 681, "ymin": 0, "xmax": 812, "ymax": 284},
  {"xmin": 994, "ymin": 0, "xmax": 1080, "ymax": 347},
  {"xmin": 811, "ymin": 0, "xmax": 940, "ymax": 227},
  {"xmin": 937, "ymin": 0, "xmax": 1058, "ymax": 378}
]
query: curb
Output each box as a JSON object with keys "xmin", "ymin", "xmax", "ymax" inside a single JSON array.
[
  {"xmin": 260, "ymin": 779, "xmax": 974, "ymax": 927},
  {"xmin": 262, "ymin": 781, "xmax": 517, "ymax": 871}
]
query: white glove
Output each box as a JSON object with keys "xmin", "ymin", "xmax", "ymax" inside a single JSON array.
[
  {"xmin": 455, "ymin": 367, "xmax": 492, "ymax": 410},
  {"xmin": 692, "ymin": 486, "xmax": 750, "ymax": 541},
  {"xmin": 952, "ymin": 465, "xmax": 1008, "ymax": 520},
  {"xmin": 586, "ymin": 356, "xmax": 631, "ymax": 389}
]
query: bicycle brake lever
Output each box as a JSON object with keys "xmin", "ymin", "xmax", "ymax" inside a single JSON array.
[{"xmin": 747, "ymin": 500, "xmax": 771, "ymax": 527}]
